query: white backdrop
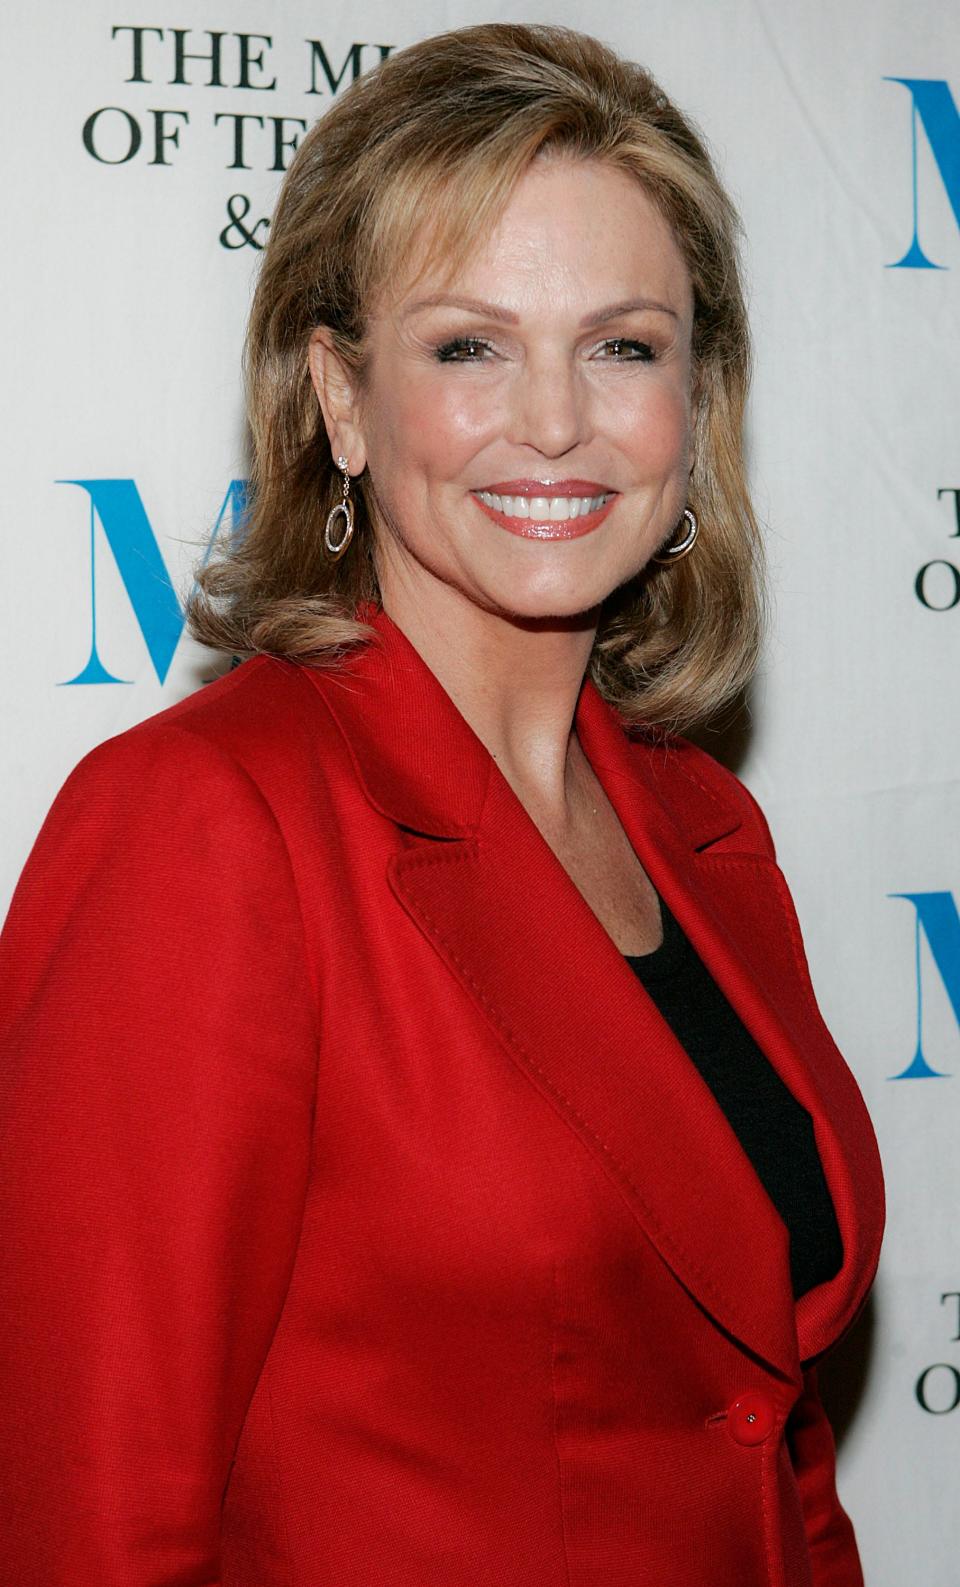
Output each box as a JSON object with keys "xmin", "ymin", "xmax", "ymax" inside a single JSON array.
[{"xmin": 2, "ymin": 4, "xmax": 957, "ymax": 1580}]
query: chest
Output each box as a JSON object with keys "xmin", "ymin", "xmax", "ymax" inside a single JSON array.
[
  {"xmin": 267, "ymin": 720, "xmax": 880, "ymax": 1378},
  {"xmin": 543, "ymin": 807, "xmax": 664, "ymax": 954},
  {"xmin": 522, "ymin": 772, "xmax": 666, "ymax": 954}
]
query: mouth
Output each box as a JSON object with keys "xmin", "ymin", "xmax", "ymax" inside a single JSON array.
[{"xmin": 470, "ymin": 481, "xmax": 617, "ymax": 540}]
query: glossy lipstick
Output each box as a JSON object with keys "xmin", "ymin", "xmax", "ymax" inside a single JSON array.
[{"xmin": 470, "ymin": 478, "xmax": 617, "ymax": 541}]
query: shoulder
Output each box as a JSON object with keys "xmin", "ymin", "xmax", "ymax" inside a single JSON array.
[
  {"xmin": 24, "ymin": 658, "xmax": 348, "ymax": 882},
  {"xmin": 628, "ymin": 728, "xmax": 777, "ymax": 859},
  {"xmin": 2, "ymin": 662, "xmax": 323, "ymax": 1047},
  {"xmin": 107, "ymin": 654, "xmax": 327, "ymax": 769},
  {"xmin": 62, "ymin": 656, "xmax": 341, "ymax": 810}
]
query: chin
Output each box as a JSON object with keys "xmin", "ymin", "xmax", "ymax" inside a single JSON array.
[
  {"xmin": 472, "ymin": 538, "xmax": 658, "ymax": 620},
  {"xmin": 476, "ymin": 571, "xmax": 614, "ymax": 625}
]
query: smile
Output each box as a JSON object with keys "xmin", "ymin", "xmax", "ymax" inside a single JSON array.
[{"xmin": 470, "ymin": 485, "xmax": 617, "ymax": 540}]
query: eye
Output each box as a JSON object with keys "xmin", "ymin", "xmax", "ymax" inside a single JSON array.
[
  {"xmin": 598, "ymin": 338, "xmax": 657, "ymax": 362},
  {"xmin": 434, "ymin": 336, "xmax": 493, "ymax": 363}
]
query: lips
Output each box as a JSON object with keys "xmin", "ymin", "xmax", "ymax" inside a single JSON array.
[{"xmin": 470, "ymin": 480, "xmax": 617, "ymax": 541}]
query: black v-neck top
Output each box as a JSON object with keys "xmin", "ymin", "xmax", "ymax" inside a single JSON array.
[{"xmin": 625, "ymin": 898, "xmax": 843, "ymax": 1300}]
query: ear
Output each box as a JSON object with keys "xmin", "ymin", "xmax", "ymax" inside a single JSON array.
[{"xmin": 307, "ymin": 328, "xmax": 367, "ymax": 476}]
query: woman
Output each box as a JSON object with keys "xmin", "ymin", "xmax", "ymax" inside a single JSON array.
[{"xmin": 0, "ymin": 23, "xmax": 883, "ymax": 1587}]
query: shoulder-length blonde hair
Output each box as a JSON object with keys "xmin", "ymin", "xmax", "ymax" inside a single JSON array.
[{"xmin": 188, "ymin": 22, "xmax": 764, "ymax": 731}]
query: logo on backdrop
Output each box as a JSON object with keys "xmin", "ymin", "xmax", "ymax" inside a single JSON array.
[
  {"xmin": 57, "ymin": 478, "xmax": 247, "ymax": 686},
  {"xmin": 885, "ymin": 78, "xmax": 960, "ymax": 269},
  {"xmin": 915, "ymin": 488, "xmax": 960, "ymax": 612},
  {"xmin": 915, "ymin": 1294, "xmax": 960, "ymax": 1415},
  {"xmin": 81, "ymin": 27, "xmax": 395, "ymax": 249},
  {"xmin": 889, "ymin": 892, "xmax": 960, "ymax": 1080}
]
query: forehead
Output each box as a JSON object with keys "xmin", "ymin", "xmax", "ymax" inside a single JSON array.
[{"xmin": 382, "ymin": 157, "xmax": 693, "ymax": 324}]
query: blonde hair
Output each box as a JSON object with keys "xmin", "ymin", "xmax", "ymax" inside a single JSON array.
[{"xmin": 188, "ymin": 22, "xmax": 764, "ymax": 731}]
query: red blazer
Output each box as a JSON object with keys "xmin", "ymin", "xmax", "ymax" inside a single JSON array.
[{"xmin": 0, "ymin": 605, "xmax": 884, "ymax": 1587}]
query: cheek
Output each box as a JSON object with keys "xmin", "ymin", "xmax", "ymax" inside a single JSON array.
[
  {"xmin": 607, "ymin": 379, "xmax": 692, "ymax": 477},
  {"xmin": 368, "ymin": 370, "xmax": 496, "ymax": 485}
]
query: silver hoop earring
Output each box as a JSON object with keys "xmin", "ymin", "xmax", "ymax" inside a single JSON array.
[
  {"xmin": 324, "ymin": 454, "xmax": 355, "ymax": 560},
  {"xmin": 652, "ymin": 507, "xmax": 699, "ymax": 565}
]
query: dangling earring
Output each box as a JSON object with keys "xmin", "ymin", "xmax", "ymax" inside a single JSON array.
[
  {"xmin": 324, "ymin": 454, "xmax": 355, "ymax": 560},
  {"xmin": 652, "ymin": 507, "xmax": 699, "ymax": 565}
]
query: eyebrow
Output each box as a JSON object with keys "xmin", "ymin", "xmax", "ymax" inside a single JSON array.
[{"xmin": 401, "ymin": 293, "xmax": 680, "ymax": 325}]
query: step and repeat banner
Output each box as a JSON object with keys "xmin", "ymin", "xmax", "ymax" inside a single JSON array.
[{"xmin": 2, "ymin": 3, "xmax": 956, "ymax": 1580}]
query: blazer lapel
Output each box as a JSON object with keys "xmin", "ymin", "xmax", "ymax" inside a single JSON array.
[
  {"xmin": 312, "ymin": 608, "xmax": 880, "ymax": 1380},
  {"xmin": 577, "ymin": 688, "xmax": 884, "ymax": 1367}
]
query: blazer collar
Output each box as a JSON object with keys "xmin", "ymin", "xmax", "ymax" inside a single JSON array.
[
  {"xmin": 316, "ymin": 603, "xmax": 741, "ymax": 851},
  {"xmin": 311, "ymin": 604, "xmax": 491, "ymax": 838},
  {"xmin": 310, "ymin": 606, "xmax": 882, "ymax": 1382}
]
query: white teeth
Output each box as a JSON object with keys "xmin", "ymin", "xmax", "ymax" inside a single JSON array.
[
  {"xmin": 500, "ymin": 495, "xmax": 530, "ymax": 517},
  {"xmin": 475, "ymin": 490, "xmax": 609, "ymax": 520}
]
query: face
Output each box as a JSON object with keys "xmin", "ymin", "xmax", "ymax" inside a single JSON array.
[{"xmin": 311, "ymin": 157, "xmax": 696, "ymax": 628}]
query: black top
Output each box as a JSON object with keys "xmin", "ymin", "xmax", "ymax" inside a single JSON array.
[{"xmin": 625, "ymin": 898, "xmax": 843, "ymax": 1300}]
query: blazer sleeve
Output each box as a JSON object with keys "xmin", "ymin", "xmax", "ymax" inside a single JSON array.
[
  {"xmin": 787, "ymin": 1368, "xmax": 864, "ymax": 1587},
  {"xmin": 0, "ymin": 725, "xmax": 319, "ymax": 1587}
]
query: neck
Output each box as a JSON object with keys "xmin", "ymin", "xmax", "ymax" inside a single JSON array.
[{"xmin": 377, "ymin": 569, "xmax": 598, "ymax": 818}]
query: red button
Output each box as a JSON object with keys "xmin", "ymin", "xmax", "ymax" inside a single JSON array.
[{"xmin": 727, "ymin": 1392, "xmax": 777, "ymax": 1446}]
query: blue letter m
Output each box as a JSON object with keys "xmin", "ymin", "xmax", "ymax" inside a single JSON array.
[
  {"xmin": 889, "ymin": 892, "xmax": 960, "ymax": 1079},
  {"xmin": 885, "ymin": 78, "xmax": 960, "ymax": 269},
  {"xmin": 58, "ymin": 478, "xmax": 247, "ymax": 686}
]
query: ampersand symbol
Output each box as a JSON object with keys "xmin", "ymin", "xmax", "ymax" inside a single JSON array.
[{"xmin": 219, "ymin": 193, "xmax": 270, "ymax": 251}]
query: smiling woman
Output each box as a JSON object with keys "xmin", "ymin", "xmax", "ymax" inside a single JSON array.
[
  {"xmin": 0, "ymin": 22, "xmax": 883, "ymax": 1587},
  {"xmin": 304, "ymin": 161, "xmax": 697, "ymax": 645},
  {"xmin": 187, "ymin": 23, "xmax": 760, "ymax": 732}
]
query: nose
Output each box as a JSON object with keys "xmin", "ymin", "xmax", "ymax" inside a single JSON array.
[{"xmin": 505, "ymin": 351, "xmax": 590, "ymax": 458}]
